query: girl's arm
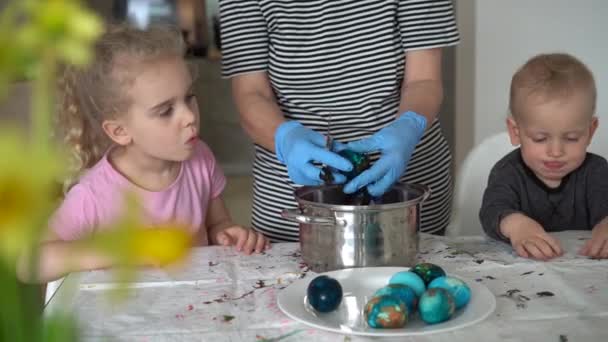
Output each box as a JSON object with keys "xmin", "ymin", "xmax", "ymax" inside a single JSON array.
[
  {"xmin": 16, "ymin": 231, "xmax": 114, "ymax": 284},
  {"xmin": 399, "ymin": 48, "xmax": 444, "ymax": 124},
  {"xmin": 203, "ymin": 195, "xmax": 268, "ymax": 254},
  {"xmin": 203, "ymin": 195, "xmax": 235, "ymax": 245},
  {"xmin": 231, "ymin": 71, "xmax": 285, "ymax": 151}
]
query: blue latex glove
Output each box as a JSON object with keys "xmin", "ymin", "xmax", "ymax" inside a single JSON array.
[
  {"xmin": 275, "ymin": 121, "xmax": 352, "ymax": 185},
  {"xmin": 342, "ymin": 111, "xmax": 427, "ymax": 196}
]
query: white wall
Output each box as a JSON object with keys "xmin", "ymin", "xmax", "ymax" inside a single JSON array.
[{"xmin": 455, "ymin": 0, "xmax": 608, "ymax": 168}]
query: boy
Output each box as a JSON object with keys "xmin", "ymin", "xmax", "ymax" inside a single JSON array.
[{"xmin": 479, "ymin": 53, "xmax": 608, "ymax": 260}]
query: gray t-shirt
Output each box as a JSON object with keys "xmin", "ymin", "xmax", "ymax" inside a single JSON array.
[{"xmin": 479, "ymin": 149, "xmax": 608, "ymax": 242}]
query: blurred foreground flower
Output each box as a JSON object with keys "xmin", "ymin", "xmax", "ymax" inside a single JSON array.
[
  {"xmin": 0, "ymin": 1, "xmax": 194, "ymax": 340},
  {"xmin": 0, "ymin": 131, "xmax": 65, "ymax": 263},
  {"xmin": 0, "ymin": 0, "xmax": 103, "ymax": 96},
  {"xmin": 19, "ymin": 0, "xmax": 103, "ymax": 66},
  {"xmin": 84, "ymin": 194, "xmax": 194, "ymax": 286}
]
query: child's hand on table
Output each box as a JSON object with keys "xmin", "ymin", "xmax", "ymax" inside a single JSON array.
[
  {"xmin": 214, "ymin": 225, "xmax": 270, "ymax": 255},
  {"xmin": 579, "ymin": 218, "xmax": 608, "ymax": 259},
  {"xmin": 500, "ymin": 213, "xmax": 563, "ymax": 260}
]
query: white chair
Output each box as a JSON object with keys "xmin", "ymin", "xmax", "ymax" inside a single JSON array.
[
  {"xmin": 446, "ymin": 132, "xmax": 515, "ymax": 237},
  {"xmin": 589, "ymin": 119, "xmax": 608, "ymax": 158}
]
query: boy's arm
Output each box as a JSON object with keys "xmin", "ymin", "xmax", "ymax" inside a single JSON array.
[
  {"xmin": 479, "ymin": 164, "xmax": 523, "ymax": 242},
  {"xmin": 586, "ymin": 156, "xmax": 608, "ymax": 228},
  {"xmin": 578, "ymin": 157, "xmax": 608, "ymax": 258}
]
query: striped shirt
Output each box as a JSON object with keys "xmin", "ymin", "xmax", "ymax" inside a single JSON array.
[{"xmin": 221, "ymin": 0, "xmax": 460, "ymax": 241}]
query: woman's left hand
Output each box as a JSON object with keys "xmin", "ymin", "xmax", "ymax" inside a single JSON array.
[{"xmin": 342, "ymin": 111, "xmax": 426, "ymax": 196}]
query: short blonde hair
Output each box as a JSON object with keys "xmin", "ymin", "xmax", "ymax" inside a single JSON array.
[
  {"xmin": 509, "ymin": 53, "xmax": 596, "ymax": 119},
  {"xmin": 56, "ymin": 24, "xmax": 185, "ymax": 190}
]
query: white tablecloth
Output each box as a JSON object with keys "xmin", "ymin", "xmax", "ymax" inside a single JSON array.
[{"xmin": 46, "ymin": 231, "xmax": 608, "ymax": 341}]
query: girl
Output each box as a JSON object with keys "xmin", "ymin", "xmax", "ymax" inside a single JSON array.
[{"xmin": 18, "ymin": 25, "xmax": 268, "ymax": 283}]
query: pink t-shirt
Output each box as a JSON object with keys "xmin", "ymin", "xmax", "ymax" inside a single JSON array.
[{"xmin": 50, "ymin": 140, "xmax": 226, "ymax": 244}]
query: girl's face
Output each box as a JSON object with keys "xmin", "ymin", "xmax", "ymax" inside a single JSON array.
[
  {"xmin": 118, "ymin": 56, "xmax": 200, "ymax": 164},
  {"xmin": 507, "ymin": 92, "xmax": 597, "ymax": 188}
]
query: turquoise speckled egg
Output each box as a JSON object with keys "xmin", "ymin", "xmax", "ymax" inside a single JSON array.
[
  {"xmin": 418, "ymin": 288, "xmax": 456, "ymax": 324},
  {"xmin": 411, "ymin": 263, "xmax": 446, "ymax": 286},
  {"xmin": 388, "ymin": 271, "xmax": 426, "ymax": 297},
  {"xmin": 373, "ymin": 284, "xmax": 418, "ymax": 313},
  {"xmin": 428, "ymin": 276, "xmax": 471, "ymax": 310},
  {"xmin": 364, "ymin": 295, "xmax": 408, "ymax": 329}
]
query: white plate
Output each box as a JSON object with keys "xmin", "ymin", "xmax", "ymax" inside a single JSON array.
[{"xmin": 277, "ymin": 267, "xmax": 496, "ymax": 337}]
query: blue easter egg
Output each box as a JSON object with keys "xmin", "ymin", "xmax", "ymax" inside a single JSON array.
[
  {"xmin": 388, "ymin": 271, "xmax": 426, "ymax": 297},
  {"xmin": 411, "ymin": 263, "xmax": 447, "ymax": 286},
  {"xmin": 307, "ymin": 275, "xmax": 343, "ymax": 313},
  {"xmin": 364, "ymin": 295, "xmax": 408, "ymax": 328},
  {"xmin": 418, "ymin": 288, "xmax": 456, "ymax": 324},
  {"xmin": 373, "ymin": 284, "xmax": 418, "ymax": 313},
  {"xmin": 428, "ymin": 276, "xmax": 471, "ymax": 310}
]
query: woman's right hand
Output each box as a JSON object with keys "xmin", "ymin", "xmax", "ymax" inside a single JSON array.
[{"xmin": 274, "ymin": 121, "xmax": 352, "ymax": 185}]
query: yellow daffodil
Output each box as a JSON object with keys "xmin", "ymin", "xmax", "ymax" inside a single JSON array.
[
  {"xmin": 21, "ymin": 0, "xmax": 102, "ymax": 66},
  {"xmin": 0, "ymin": 0, "xmax": 103, "ymax": 100},
  {"xmin": 87, "ymin": 193, "xmax": 193, "ymax": 269},
  {"xmin": 0, "ymin": 130, "xmax": 66, "ymax": 262}
]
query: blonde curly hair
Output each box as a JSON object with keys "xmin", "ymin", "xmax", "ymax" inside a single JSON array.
[{"xmin": 56, "ymin": 24, "xmax": 185, "ymax": 191}]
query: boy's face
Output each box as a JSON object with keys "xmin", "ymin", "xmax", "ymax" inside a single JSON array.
[
  {"xmin": 507, "ymin": 92, "xmax": 598, "ymax": 187},
  {"xmin": 105, "ymin": 56, "xmax": 200, "ymax": 163}
]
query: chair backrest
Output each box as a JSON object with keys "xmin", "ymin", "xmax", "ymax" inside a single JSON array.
[
  {"xmin": 589, "ymin": 119, "xmax": 608, "ymax": 159},
  {"xmin": 446, "ymin": 132, "xmax": 515, "ymax": 237}
]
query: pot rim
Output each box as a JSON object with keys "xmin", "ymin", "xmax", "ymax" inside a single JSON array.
[{"xmin": 294, "ymin": 182, "xmax": 431, "ymax": 212}]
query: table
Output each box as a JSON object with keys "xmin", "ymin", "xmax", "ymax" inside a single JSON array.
[{"xmin": 45, "ymin": 231, "xmax": 608, "ymax": 341}]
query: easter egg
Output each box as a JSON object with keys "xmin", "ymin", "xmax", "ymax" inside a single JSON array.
[
  {"xmin": 418, "ymin": 288, "xmax": 456, "ymax": 324},
  {"xmin": 428, "ymin": 276, "xmax": 471, "ymax": 310},
  {"xmin": 364, "ymin": 295, "xmax": 408, "ymax": 329},
  {"xmin": 338, "ymin": 150, "xmax": 371, "ymax": 181},
  {"xmin": 373, "ymin": 284, "xmax": 418, "ymax": 313},
  {"xmin": 306, "ymin": 275, "xmax": 343, "ymax": 313},
  {"xmin": 388, "ymin": 271, "xmax": 426, "ymax": 297},
  {"xmin": 411, "ymin": 263, "xmax": 446, "ymax": 286}
]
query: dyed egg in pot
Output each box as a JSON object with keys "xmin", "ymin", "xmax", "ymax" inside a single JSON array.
[
  {"xmin": 411, "ymin": 263, "xmax": 446, "ymax": 286},
  {"xmin": 373, "ymin": 284, "xmax": 418, "ymax": 313},
  {"xmin": 364, "ymin": 295, "xmax": 408, "ymax": 329},
  {"xmin": 306, "ymin": 275, "xmax": 343, "ymax": 313},
  {"xmin": 388, "ymin": 271, "xmax": 426, "ymax": 297},
  {"xmin": 428, "ymin": 276, "xmax": 471, "ymax": 310},
  {"xmin": 338, "ymin": 149, "xmax": 371, "ymax": 181},
  {"xmin": 418, "ymin": 288, "xmax": 456, "ymax": 324}
]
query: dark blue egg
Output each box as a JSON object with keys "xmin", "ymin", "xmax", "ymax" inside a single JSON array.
[
  {"xmin": 306, "ymin": 275, "xmax": 343, "ymax": 313},
  {"xmin": 411, "ymin": 263, "xmax": 446, "ymax": 286},
  {"xmin": 364, "ymin": 295, "xmax": 408, "ymax": 328},
  {"xmin": 428, "ymin": 276, "xmax": 471, "ymax": 310},
  {"xmin": 418, "ymin": 288, "xmax": 456, "ymax": 324},
  {"xmin": 388, "ymin": 271, "xmax": 426, "ymax": 297},
  {"xmin": 373, "ymin": 284, "xmax": 418, "ymax": 313}
]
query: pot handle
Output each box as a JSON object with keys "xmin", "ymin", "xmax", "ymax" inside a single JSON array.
[{"xmin": 281, "ymin": 209, "xmax": 346, "ymax": 227}]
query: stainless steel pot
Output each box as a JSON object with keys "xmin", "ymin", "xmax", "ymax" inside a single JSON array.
[{"xmin": 281, "ymin": 183, "xmax": 430, "ymax": 273}]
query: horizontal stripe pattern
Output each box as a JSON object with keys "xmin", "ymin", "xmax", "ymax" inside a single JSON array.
[{"xmin": 221, "ymin": 0, "xmax": 459, "ymax": 241}]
